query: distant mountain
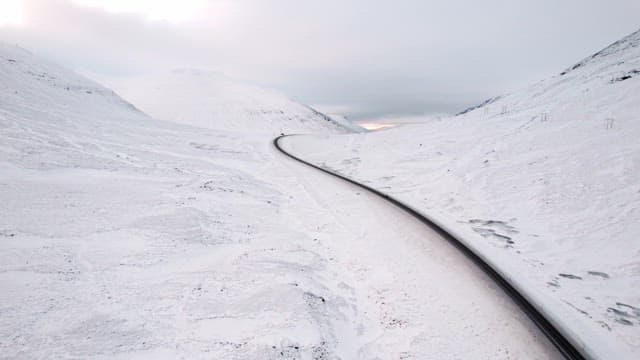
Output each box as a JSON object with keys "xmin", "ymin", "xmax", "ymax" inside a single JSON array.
[{"xmin": 102, "ymin": 69, "xmax": 360, "ymax": 134}]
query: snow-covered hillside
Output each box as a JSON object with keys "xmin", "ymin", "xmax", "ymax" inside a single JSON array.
[
  {"xmin": 0, "ymin": 42, "xmax": 563, "ymax": 359},
  {"xmin": 458, "ymin": 28, "xmax": 640, "ymax": 119},
  {"xmin": 100, "ymin": 69, "xmax": 359, "ymax": 134},
  {"xmin": 280, "ymin": 29, "xmax": 640, "ymax": 358},
  {"xmin": 0, "ymin": 43, "xmax": 350, "ymax": 358}
]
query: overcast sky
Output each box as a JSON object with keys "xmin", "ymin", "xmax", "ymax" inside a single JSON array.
[{"xmin": 1, "ymin": 0, "xmax": 639, "ymax": 120}]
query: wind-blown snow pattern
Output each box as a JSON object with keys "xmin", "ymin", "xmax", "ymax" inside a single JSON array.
[
  {"xmin": 281, "ymin": 29, "xmax": 640, "ymax": 358},
  {"xmin": 0, "ymin": 42, "xmax": 562, "ymax": 359}
]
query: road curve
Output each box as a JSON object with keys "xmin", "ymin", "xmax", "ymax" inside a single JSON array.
[{"xmin": 274, "ymin": 134, "xmax": 587, "ymax": 360}]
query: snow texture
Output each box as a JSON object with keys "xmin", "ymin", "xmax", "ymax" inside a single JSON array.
[
  {"xmin": 280, "ymin": 29, "xmax": 640, "ymax": 359},
  {"xmin": 0, "ymin": 42, "xmax": 561, "ymax": 359}
]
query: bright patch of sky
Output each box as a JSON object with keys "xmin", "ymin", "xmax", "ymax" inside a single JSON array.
[
  {"xmin": 0, "ymin": 0, "xmax": 24, "ymax": 26},
  {"xmin": 70, "ymin": 0, "xmax": 209, "ymax": 23}
]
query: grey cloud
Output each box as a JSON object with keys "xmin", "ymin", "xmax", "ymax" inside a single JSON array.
[{"xmin": 2, "ymin": 0, "xmax": 639, "ymax": 119}]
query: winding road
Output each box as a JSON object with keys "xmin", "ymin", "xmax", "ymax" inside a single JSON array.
[{"xmin": 274, "ymin": 134, "xmax": 587, "ymax": 360}]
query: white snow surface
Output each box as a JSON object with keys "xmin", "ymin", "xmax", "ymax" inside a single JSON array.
[
  {"xmin": 281, "ymin": 29, "xmax": 640, "ymax": 358},
  {"xmin": 101, "ymin": 69, "xmax": 355, "ymax": 135},
  {"xmin": 0, "ymin": 43, "xmax": 563, "ymax": 359}
]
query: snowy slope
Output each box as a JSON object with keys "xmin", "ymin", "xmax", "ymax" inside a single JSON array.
[
  {"xmin": 0, "ymin": 43, "xmax": 562, "ymax": 359},
  {"xmin": 458, "ymin": 28, "xmax": 640, "ymax": 120},
  {"xmin": 101, "ymin": 69, "xmax": 356, "ymax": 135},
  {"xmin": 280, "ymin": 29, "xmax": 640, "ymax": 358},
  {"xmin": 0, "ymin": 43, "xmax": 351, "ymax": 358}
]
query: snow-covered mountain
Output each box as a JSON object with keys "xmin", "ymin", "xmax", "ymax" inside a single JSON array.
[
  {"xmin": 4, "ymin": 26, "xmax": 638, "ymax": 358},
  {"xmin": 0, "ymin": 43, "xmax": 146, "ymax": 122},
  {"xmin": 459, "ymin": 28, "xmax": 640, "ymax": 120},
  {"xmin": 2, "ymin": 42, "xmax": 559, "ymax": 359},
  {"xmin": 0, "ymin": 38, "xmax": 562, "ymax": 359},
  {"xmin": 101, "ymin": 69, "xmax": 359, "ymax": 134},
  {"xmin": 0, "ymin": 43, "xmax": 357, "ymax": 358},
  {"xmin": 280, "ymin": 29, "xmax": 640, "ymax": 358}
]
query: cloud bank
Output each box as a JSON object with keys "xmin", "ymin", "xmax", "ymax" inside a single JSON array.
[{"xmin": 2, "ymin": 0, "xmax": 639, "ymax": 119}]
